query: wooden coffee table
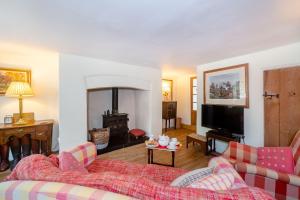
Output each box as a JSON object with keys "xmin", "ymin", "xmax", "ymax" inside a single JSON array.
[{"xmin": 146, "ymin": 145, "xmax": 180, "ymax": 167}]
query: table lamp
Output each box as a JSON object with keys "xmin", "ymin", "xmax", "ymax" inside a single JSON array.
[{"xmin": 5, "ymin": 81, "xmax": 34, "ymax": 125}]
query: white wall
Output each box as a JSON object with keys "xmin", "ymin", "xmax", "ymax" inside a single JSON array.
[
  {"xmin": 197, "ymin": 42, "xmax": 300, "ymax": 152},
  {"xmin": 88, "ymin": 88, "xmax": 137, "ymax": 130},
  {"xmin": 59, "ymin": 53, "xmax": 162, "ymax": 151},
  {"xmin": 175, "ymin": 76, "xmax": 192, "ymax": 125},
  {"xmin": 0, "ymin": 44, "xmax": 59, "ymax": 151}
]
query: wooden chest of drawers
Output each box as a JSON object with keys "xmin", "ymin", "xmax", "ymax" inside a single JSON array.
[{"xmin": 0, "ymin": 120, "xmax": 54, "ymax": 155}]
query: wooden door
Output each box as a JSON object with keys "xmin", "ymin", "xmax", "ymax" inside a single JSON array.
[
  {"xmin": 264, "ymin": 66, "xmax": 300, "ymax": 146},
  {"xmin": 264, "ymin": 69, "xmax": 280, "ymax": 146},
  {"xmin": 190, "ymin": 77, "xmax": 197, "ymax": 125},
  {"xmin": 279, "ymin": 66, "xmax": 300, "ymax": 146}
]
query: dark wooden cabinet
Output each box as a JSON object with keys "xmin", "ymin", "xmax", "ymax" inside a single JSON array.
[{"xmin": 162, "ymin": 101, "xmax": 177, "ymax": 132}]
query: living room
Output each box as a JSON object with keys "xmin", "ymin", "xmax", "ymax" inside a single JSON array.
[{"xmin": 0, "ymin": 1, "xmax": 300, "ymax": 199}]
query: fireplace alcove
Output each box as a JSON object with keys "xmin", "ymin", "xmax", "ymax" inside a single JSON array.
[{"xmin": 86, "ymin": 75, "xmax": 152, "ymax": 153}]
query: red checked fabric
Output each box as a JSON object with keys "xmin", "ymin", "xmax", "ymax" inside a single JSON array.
[
  {"xmin": 257, "ymin": 147, "xmax": 295, "ymax": 174},
  {"xmin": 222, "ymin": 141, "xmax": 257, "ymax": 164},
  {"xmin": 235, "ymin": 162, "xmax": 300, "ymax": 186},
  {"xmin": 6, "ymin": 154, "xmax": 273, "ymax": 200},
  {"xmin": 188, "ymin": 172, "xmax": 235, "ymax": 191},
  {"xmin": 209, "ymin": 157, "xmax": 248, "ymax": 189},
  {"xmin": 59, "ymin": 152, "xmax": 89, "ymax": 173},
  {"xmin": 290, "ymin": 130, "xmax": 300, "ymax": 175},
  {"xmin": 66, "ymin": 142, "xmax": 97, "ymax": 167},
  {"xmin": 222, "ymin": 131, "xmax": 300, "ymax": 200},
  {"xmin": 0, "ymin": 180, "xmax": 135, "ymax": 200}
]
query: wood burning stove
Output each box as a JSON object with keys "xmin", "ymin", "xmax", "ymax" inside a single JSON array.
[{"xmin": 102, "ymin": 88, "xmax": 129, "ymax": 150}]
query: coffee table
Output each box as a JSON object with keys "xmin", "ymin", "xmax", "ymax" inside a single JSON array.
[{"xmin": 146, "ymin": 145, "xmax": 180, "ymax": 167}]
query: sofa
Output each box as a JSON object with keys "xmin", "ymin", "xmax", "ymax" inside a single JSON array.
[
  {"xmin": 3, "ymin": 142, "xmax": 274, "ymax": 200},
  {"xmin": 0, "ymin": 180, "xmax": 135, "ymax": 200},
  {"xmin": 222, "ymin": 130, "xmax": 300, "ymax": 200}
]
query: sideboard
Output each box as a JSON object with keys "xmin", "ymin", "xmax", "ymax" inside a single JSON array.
[{"xmin": 0, "ymin": 120, "xmax": 54, "ymax": 155}]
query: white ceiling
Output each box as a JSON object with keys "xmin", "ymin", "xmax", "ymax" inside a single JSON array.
[{"xmin": 0, "ymin": 0, "xmax": 300, "ymax": 73}]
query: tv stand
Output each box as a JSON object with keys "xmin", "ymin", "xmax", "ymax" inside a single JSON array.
[{"xmin": 206, "ymin": 131, "xmax": 244, "ymax": 156}]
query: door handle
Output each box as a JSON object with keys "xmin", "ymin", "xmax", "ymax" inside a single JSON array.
[{"xmin": 263, "ymin": 91, "xmax": 279, "ymax": 99}]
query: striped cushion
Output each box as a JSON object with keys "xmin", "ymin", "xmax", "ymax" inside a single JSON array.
[
  {"xmin": 170, "ymin": 167, "xmax": 213, "ymax": 187},
  {"xmin": 188, "ymin": 172, "xmax": 234, "ymax": 191},
  {"xmin": 0, "ymin": 181, "xmax": 134, "ymax": 200},
  {"xmin": 65, "ymin": 142, "xmax": 97, "ymax": 167}
]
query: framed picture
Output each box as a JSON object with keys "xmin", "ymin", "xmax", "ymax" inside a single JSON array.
[
  {"xmin": 204, "ymin": 63, "xmax": 249, "ymax": 108},
  {"xmin": 0, "ymin": 68, "xmax": 31, "ymax": 95},
  {"xmin": 162, "ymin": 79, "xmax": 173, "ymax": 101}
]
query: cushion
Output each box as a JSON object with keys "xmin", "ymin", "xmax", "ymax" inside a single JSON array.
[
  {"xmin": 170, "ymin": 167, "xmax": 213, "ymax": 187},
  {"xmin": 129, "ymin": 129, "xmax": 145, "ymax": 137},
  {"xmin": 257, "ymin": 147, "xmax": 295, "ymax": 174},
  {"xmin": 59, "ymin": 152, "xmax": 88, "ymax": 173},
  {"xmin": 187, "ymin": 172, "xmax": 235, "ymax": 191},
  {"xmin": 209, "ymin": 157, "xmax": 248, "ymax": 189},
  {"xmin": 66, "ymin": 142, "xmax": 97, "ymax": 167}
]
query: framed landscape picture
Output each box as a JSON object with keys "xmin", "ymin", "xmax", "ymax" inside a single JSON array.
[
  {"xmin": 0, "ymin": 68, "xmax": 31, "ymax": 95},
  {"xmin": 204, "ymin": 63, "xmax": 249, "ymax": 108}
]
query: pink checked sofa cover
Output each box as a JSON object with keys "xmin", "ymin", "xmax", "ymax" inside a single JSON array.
[
  {"xmin": 0, "ymin": 180, "xmax": 135, "ymax": 200},
  {"xmin": 5, "ymin": 143, "xmax": 274, "ymax": 200},
  {"xmin": 222, "ymin": 130, "xmax": 300, "ymax": 200}
]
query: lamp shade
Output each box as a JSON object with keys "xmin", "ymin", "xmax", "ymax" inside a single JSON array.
[{"xmin": 5, "ymin": 82, "xmax": 34, "ymax": 97}]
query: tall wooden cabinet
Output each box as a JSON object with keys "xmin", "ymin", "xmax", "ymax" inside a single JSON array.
[
  {"xmin": 162, "ymin": 101, "xmax": 177, "ymax": 132},
  {"xmin": 264, "ymin": 66, "xmax": 300, "ymax": 146}
]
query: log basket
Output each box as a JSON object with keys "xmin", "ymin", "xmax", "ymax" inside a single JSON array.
[{"xmin": 89, "ymin": 128, "xmax": 110, "ymax": 150}]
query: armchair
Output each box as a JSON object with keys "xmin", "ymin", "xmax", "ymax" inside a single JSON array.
[{"xmin": 222, "ymin": 130, "xmax": 300, "ymax": 200}]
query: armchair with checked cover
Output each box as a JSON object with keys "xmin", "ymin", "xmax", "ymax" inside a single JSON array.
[{"xmin": 222, "ymin": 130, "xmax": 300, "ymax": 200}]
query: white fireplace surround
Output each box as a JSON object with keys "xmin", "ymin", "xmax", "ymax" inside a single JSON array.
[
  {"xmin": 59, "ymin": 54, "xmax": 162, "ymax": 151},
  {"xmin": 85, "ymin": 74, "xmax": 152, "ymax": 91},
  {"xmin": 87, "ymin": 75, "xmax": 152, "ymax": 132}
]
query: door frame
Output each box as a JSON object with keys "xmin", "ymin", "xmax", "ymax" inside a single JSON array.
[{"xmin": 190, "ymin": 76, "xmax": 197, "ymax": 125}]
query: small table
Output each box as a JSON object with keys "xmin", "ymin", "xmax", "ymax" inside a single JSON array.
[
  {"xmin": 146, "ymin": 146, "xmax": 179, "ymax": 167},
  {"xmin": 186, "ymin": 133, "xmax": 211, "ymax": 154}
]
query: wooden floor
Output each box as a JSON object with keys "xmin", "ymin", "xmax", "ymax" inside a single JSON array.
[
  {"xmin": 0, "ymin": 128, "xmax": 211, "ymax": 180},
  {"xmin": 100, "ymin": 128, "xmax": 211, "ymax": 170}
]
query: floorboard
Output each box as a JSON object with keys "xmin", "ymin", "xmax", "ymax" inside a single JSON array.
[
  {"xmin": 0, "ymin": 128, "xmax": 211, "ymax": 181},
  {"xmin": 100, "ymin": 128, "xmax": 212, "ymax": 170}
]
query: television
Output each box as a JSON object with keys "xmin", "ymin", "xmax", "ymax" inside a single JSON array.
[{"xmin": 201, "ymin": 104, "xmax": 244, "ymax": 136}]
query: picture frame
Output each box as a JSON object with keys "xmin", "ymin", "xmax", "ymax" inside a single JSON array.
[
  {"xmin": 162, "ymin": 79, "xmax": 173, "ymax": 101},
  {"xmin": 203, "ymin": 63, "xmax": 249, "ymax": 108},
  {"xmin": 0, "ymin": 67, "xmax": 31, "ymax": 95},
  {"xmin": 4, "ymin": 115, "xmax": 13, "ymax": 124}
]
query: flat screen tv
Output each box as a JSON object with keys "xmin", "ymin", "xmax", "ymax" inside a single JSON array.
[{"xmin": 202, "ymin": 104, "xmax": 244, "ymax": 135}]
